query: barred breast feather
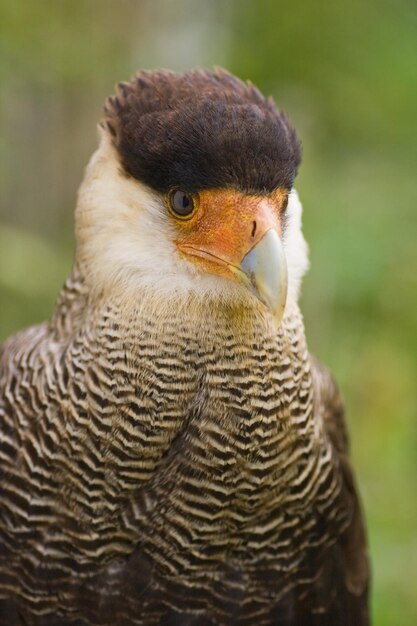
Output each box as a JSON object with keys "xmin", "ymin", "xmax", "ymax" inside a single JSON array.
[{"xmin": 0, "ymin": 270, "xmax": 369, "ymax": 625}]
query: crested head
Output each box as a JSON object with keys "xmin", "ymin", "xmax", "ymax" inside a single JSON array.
[
  {"xmin": 103, "ymin": 68, "xmax": 301, "ymax": 195},
  {"xmin": 75, "ymin": 68, "xmax": 308, "ymax": 321}
]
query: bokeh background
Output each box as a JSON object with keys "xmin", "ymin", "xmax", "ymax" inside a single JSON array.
[{"xmin": 0, "ymin": 1, "xmax": 416, "ymax": 623}]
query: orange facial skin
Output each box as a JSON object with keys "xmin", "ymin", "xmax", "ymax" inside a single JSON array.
[{"xmin": 174, "ymin": 188, "xmax": 288, "ymax": 280}]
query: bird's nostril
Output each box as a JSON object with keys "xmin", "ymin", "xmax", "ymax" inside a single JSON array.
[{"xmin": 251, "ymin": 221, "xmax": 257, "ymax": 238}]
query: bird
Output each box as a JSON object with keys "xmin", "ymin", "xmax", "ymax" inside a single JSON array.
[{"xmin": 0, "ymin": 68, "xmax": 369, "ymax": 626}]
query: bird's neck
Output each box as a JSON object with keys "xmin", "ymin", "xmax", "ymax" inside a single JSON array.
[{"xmin": 51, "ymin": 264, "xmax": 306, "ymax": 354}]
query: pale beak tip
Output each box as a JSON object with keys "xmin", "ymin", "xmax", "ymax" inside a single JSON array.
[{"xmin": 240, "ymin": 229, "xmax": 288, "ymax": 323}]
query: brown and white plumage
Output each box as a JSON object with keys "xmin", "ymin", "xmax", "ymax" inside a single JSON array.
[{"xmin": 0, "ymin": 68, "xmax": 369, "ymax": 625}]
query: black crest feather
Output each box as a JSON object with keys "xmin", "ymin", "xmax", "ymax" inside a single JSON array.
[{"xmin": 104, "ymin": 68, "xmax": 301, "ymax": 194}]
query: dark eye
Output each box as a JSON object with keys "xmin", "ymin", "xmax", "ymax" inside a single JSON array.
[
  {"xmin": 168, "ymin": 190, "xmax": 198, "ymax": 219},
  {"xmin": 282, "ymin": 194, "xmax": 289, "ymax": 212}
]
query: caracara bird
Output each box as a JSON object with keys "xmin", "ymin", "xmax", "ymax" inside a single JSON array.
[{"xmin": 0, "ymin": 68, "xmax": 369, "ymax": 625}]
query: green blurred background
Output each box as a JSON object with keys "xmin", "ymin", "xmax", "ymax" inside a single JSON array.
[{"xmin": 0, "ymin": 1, "xmax": 416, "ymax": 623}]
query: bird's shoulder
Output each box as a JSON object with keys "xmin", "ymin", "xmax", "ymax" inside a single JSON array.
[
  {"xmin": 309, "ymin": 353, "xmax": 370, "ymax": 620},
  {"xmin": 309, "ymin": 353, "xmax": 349, "ymax": 454},
  {"xmin": 0, "ymin": 323, "xmax": 49, "ymax": 381}
]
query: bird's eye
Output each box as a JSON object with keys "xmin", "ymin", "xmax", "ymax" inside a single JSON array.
[{"xmin": 168, "ymin": 190, "xmax": 198, "ymax": 219}]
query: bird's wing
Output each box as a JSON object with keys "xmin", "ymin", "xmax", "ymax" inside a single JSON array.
[{"xmin": 309, "ymin": 354, "xmax": 370, "ymax": 625}]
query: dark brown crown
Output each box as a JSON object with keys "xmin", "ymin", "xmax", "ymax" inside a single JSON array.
[{"xmin": 104, "ymin": 68, "xmax": 301, "ymax": 195}]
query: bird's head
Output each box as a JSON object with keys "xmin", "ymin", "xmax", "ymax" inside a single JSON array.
[{"xmin": 75, "ymin": 68, "xmax": 309, "ymax": 325}]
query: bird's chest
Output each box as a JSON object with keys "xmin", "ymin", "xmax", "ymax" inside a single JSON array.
[
  {"xmin": 53, "ymin": 308, "xmax": 338, "ymax": 562},
  {"xmin": 111, "ymin": 329, "xmax": 345, "ymax": 619},
  {"xmin": 114, "ymin": 319, "xmax": 332, "ymax": 555},
  {"xmin": 193, "ymin": 347, "xmax": 313, "ymax": 514}
]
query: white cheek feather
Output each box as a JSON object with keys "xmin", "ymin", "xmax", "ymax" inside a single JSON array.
[
  {"xmin": 75, "ymin": 131, "xmax": 309, "ymax": 311},
  {"xmin": 283, "ymin": 189, "xmax": 310, "ymax": 303}
]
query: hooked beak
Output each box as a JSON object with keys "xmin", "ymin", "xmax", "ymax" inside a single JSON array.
[{"xmin": 238, "ymin": 228, "xmax": 288, "ymax": 324}]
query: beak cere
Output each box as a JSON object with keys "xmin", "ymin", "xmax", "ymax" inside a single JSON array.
[
  {"xmin": 239, "ymin": 229, "xmax": 288, "ymax": 323},
  {"xmin": 175, "ymin": 188, "xmax": 289, "ymax": 323}
]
